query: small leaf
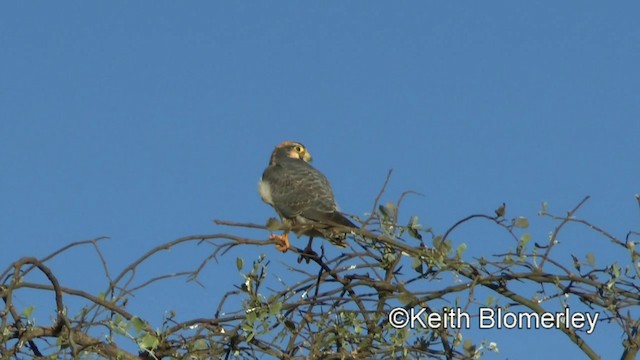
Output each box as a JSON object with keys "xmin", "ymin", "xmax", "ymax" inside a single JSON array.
[
  {"xmin": 284, "ymin": 320, "xmax": 296, "ymax": 331},
  {"xmin": 139, "ymin": 333, "xmax": 159, "ymax": 350},
  {"xmin": 504, "ymin": 253, "xmax": 513, "ymax": 265},
  {"xmin": 193, "ymin": 339, "xmax": 208, "ymax": 351},
  {"xmin": 246, "ymin": 331, "xmax": 255, "ymax": 342},
  {"xmin": 407, "ymin": 215, "xmax": 423, "ymax": 239},
  {"xmin": 478, "ymin": 257, "xmax": 487, "ymax": 267},
  {"xmin": 463, "ymin": 339, "xmax": 475, "ymax": 356},
  {"xmin": 386, "ymin": 202, "xmax": 396, "ymax": 215},
  {"xmin": 22, "ymin": 305, "xmax": 35, "ymax": 319},
  {"xmin": 112, "ymin": 315, "xmax": 130, "ymax": 335},
  {"xmin": 571, "ymin": 255, "xmax": 581, "ymax": 272},
  {"xmin": 540, "ymin": 201, "xmax": 548, "ymax": 213},
  {"xmin": 586, "ymin": 253, "xmax": 596, "ymax": 267},
  {"xmin": 412, "ymin": 256, "xmax": 423, "ymax": 274},
  {"xmin": 398, "ymin": 292, "xmax": 415, "ymax": 306},
  {"xmin": 517, "ymin": 233, "xmax": 531, "ymax": 255},
  {"xmin": 131, "ymin": 316, "xmax": 146, "ymax": 333},
  {"xmin": 432, "ymin": 236, "xmax": 442, "ymax": 248},
  {"xmin": 495, "ymin": 203, "xmax": 506, "ymax": 218},
  {"xmin": 381, "ymin": 252, "xmax": 396, "ymax": 269},
  {"xmin": 379, "ymin": 204, "xmax": 392, "ymax": 220},
  {"xmin": 485, "ymin": 296, "xmax": 494, "ymax": 306},
  {"xmin": 456, "ymin": 243, "xmax": 467, "ymax": 259},
  {"xmin": 269, "ymin": 302, "xmax": 282, "ymax": 316},
  {"xmin": 236, "ymin": 257, "xmax": 244, "ymax": 272},
  {"xmin": 513, "ymin": 217, "xmax": 529, "ymax": 229},
  {"xmin": 246, "ymin": 310, "xmax": 257, "ymax": 325},
  {"xmin": 408, "ymin": 227, "xmax": 422, "ymax": 240},
  {"xmin": 612, "ymin": 263, "xmax": 620, "ymax": 279}
]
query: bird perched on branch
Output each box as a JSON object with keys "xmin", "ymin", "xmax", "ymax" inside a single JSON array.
[{"xmin": 258, "ymin": 140, "xmax": 356, "ymax": 254}]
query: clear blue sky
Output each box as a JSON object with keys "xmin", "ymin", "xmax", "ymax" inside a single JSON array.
[{"xmin": 1, "ymin": 2, "xmax": 638, "ymax": 358}]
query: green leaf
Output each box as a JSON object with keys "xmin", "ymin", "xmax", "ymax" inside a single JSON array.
[
  {"xmin": 627, "ymin": 241, "xmax": 635, "ymax": 252},
  {"xmin": 139, "ymin": 333, "xmax": 159, "ymax": 350},
  {"xmin": 412, "ymin": 256, "xmax": 423, "ymax": 273},
  {"xmin": 398, "ymin": 292, "xmax": 415, "ymax": 306},
  {"xmin": 407, "ymin": 215, "xmax": 422, "ymax": 239},
  {"xmin": 612, "ymin": 263, "xmax": 620, "ymax": 279},
  {"xmin": 408, "ymin": 229, "xmax": 422, "ymax": 240},
  {"xmin": 504, "ymin": 253, "xmax": 513, "ymax": 265},
  {"xmin": 21, "ymin": 305, "xmax": 35, "ymax": 319},
  {"xmin": 246, "ymin": 310, "xmax": 257, "ymax": 325},
  {"xmin": 540, "ymin": 201, "xmax": 548, "ymax": 213},
  {"xmin": 517, "ymin": 233, "xmax": 531, "ymax": 255},
  {"xmin": 463, "ymin": 339, "xmax": 475, "ymax": 356},
  {"xmin": 193, "ymin": 339, "xmax": 208, "ymax": 351},
  {"xmin": 131, "ymin": 316, "xmax": 146, "ymax": 333},
  {"xmin": 571, "ymin": 255, "xmax": 581, "ymax": 272},
  {"xmin": 236, "ymin": 257, "xmax": 244, "ymax": 272},
  {"xmin": 246, "ymin": 331, "xmax": 255, "ymax": 342},
  {"xmin": 112, "ymin": 315, "xmax": 130, "ymax": 335},
  {"xmin": 494, "ymin": 203, "xmax": 506, "ymax": 218},
  {"xmin": 486, "ymin": 296, "xmax": 494, "ymax": 306},
  {"xmin": 432, "ymin": 235, "xmax": 442, "ymax": 248},
  {"xmin": 586, "ymin": 253, "xmax": 596, "ymax": 267},
  {"xmin": 381, "ymin": 252, "xmax": 396, "ymax": 269},
  {"xmin": 513, "ymin": 217, "xmax": 529, "ymax": 229},
  {"xmin": 379, "ymin": 204, "xmax": 392, "ymax": 220},
  {"xmin": 606, "ymin": 279, "xmax": 615, "ymax": 290},
  {"xmin": 269, "ymin": 302, "xmax": 283, "ymax": 316},
  {"xmin": 456, "ymin": 243, "xmax": 467, "ymax": 259}
]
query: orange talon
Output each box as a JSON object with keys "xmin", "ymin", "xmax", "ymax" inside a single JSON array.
[{"xmin": 270, "ymin": 233, "xmax": 290, "ymax": 252}]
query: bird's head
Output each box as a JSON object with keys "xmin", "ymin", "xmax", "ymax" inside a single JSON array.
[{"xmin": 270, "ymin": 141, "xmax": 312, "ymax": 164}]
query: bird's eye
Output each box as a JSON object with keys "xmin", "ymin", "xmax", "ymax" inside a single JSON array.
[{"xmin": 294, "ymin": 145, "xmax": 303, "ymax": 152}]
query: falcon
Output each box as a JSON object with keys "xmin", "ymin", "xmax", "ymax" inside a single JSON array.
[{"xmin": 258, "ymin": 141, "xmax": 356, "ymax": 253}]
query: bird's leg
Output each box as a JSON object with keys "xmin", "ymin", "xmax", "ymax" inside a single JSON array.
[
  {"xmin": 270, "ymin": 232, "xmax": 290, "ymax": 252},
  {"xmin": 298, "ymin": 237, "xmax": 318, "ymax": 264},
  {"xmin": 304, "ymin": 237, "xmax": 314, "ymax": 254}
]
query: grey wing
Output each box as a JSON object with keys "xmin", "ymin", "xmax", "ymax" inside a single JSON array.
[
  {"xmin": 298, "ymin": 169, "xmax": 356, "ymax": 228},
  {"xmin": 263, "ymin": 161, "xmax": 339, "ymax": 220}
]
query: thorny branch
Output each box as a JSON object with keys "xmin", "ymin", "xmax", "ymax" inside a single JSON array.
[{"xmin": 1, "ymin": 192, "xmax": 639, "ymax": 359}]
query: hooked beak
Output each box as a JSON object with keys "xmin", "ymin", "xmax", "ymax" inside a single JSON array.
[{"xmin": 302, "ymin": 150, "xmax": 312, "ymax": 163}]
